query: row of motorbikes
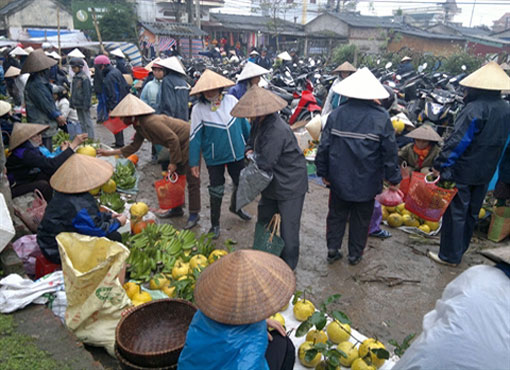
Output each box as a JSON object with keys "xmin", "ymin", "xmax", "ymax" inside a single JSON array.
[{"xmin": 181, "ymin": 55, "xmax": 474, "ymax": 139}]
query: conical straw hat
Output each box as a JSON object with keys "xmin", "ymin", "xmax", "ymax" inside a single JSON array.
[
  {"xmin": 9, "ymin": 123, "xmax": 49, "ymax": 150},
  {"xmin": 24, "ymin": 46, "xmax": 34, "ymax": 54},
  {"xmin": 190, "ymin": 69, "xmax": 235, "ymax": 96},
  {"xmin": 277, "ymin": 51, "xmax": 292, "ymax": 61},
  {"xmin": 49, "ymin": 51, "xmax": 61, "ymax": 60},
  {"xmin": 9, "ymin": 46, "xmax": 28, "ymax": 56},
  {"xmin": 0, "ymin": 101, "xmax": 11, "ymax": 116},
  {"xmin": 123, "ymin": 74, "xmax": 133, "ymax": 86},
  {"xmin": 392, "ymin": 112, "xmax": 414, "ymax": 127},
  {"xmin": 305, "ymin": 115, "xmax": 322, "ymax": 141},
  {"xmin": 237, "ymin": 61, "xmax": 269, "ymax": 82},
  {"xmin": 155, "ymin": 56, "xmax": 186, "ymax": 75},
  {"xmin": 194, "ymin": 249, "xmax": 295, "ymax": 325},
  {"xmin": 50, "ymin": 154, "xmax": 114, "ymax": 193},
  {"xmin": 231, "ymin": 86, "xmax": 287, "ymax": 118},
  {"xmin": 110, "ymin": 48, "xmax": 125, "ymax": 58},
  {"xmin": 110, "ymin": 94, "xmax": 155, "ymax": 117},
  {"xmin": 500, "ymin": 63, "xmax": 510, "ymax": 71},
  {"xmin": 333, "ymin": 61, "xmax": 356, "ymax": 73},
  {"xmin": 333, "ymin": 67, "xmax": 389, "ymax": 100},
  {"xmin": 4, "ymin": 66, "xmax": 20, "ymax": 78},
  {"xmin": 21, "ymin": 49, "xmax": 57, "ymax": 74},
  {"xmin": 480, "ymin": 246, "xmax": 510, "ymax": 265},
  {"xmin": 68, "ymin": 48, "xmax": 85, "ymax": 58},
  {"xmin": 144, "ymin": 57, "xmax": 162, "ymax": 71},
  {"xmin": 460, "ymin": 62, "xmax": 510, "ymax": 91},
  {"xmin": 405, "ymin": 124, "xmax": 442, "ymax": 142},
  {"xmin": 401, "ymin": 56, "xmax": 412, "ymax": 62}
]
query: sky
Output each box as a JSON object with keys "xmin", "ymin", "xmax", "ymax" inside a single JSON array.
[{"xmin": 218, "ymin": 0, "xmax": 510, "ymax": 28}]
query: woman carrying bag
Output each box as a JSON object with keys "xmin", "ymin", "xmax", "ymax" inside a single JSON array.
[
  {"xmin": 231, "ymin": 87, "xmax": 308, "ymax": 270},
  {"xmin": 189, "ymin": 69, "xmax": 252, "ymax": 239}
]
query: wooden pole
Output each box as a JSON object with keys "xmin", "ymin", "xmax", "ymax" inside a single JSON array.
[
  {"xmin": 57, "ymin": 6, "xmax": 61, "ymax": 67},
  {"xmin": 91, "ymin": 8, "xmax": 106, "ymax": 54}
]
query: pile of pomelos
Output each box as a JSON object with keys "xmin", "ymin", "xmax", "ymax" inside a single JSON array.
[{"xmin": 382, "ymin": 202, "xmax": 439, "ymax": 234}]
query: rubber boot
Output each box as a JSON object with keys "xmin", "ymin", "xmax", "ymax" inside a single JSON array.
[
  {"xmin": 208, "ymin": 185, "xmax": 224, "ymax": 239},
  {"xmin": 229, "ymin": 185, "xmax": 252, "ymax": 221}
]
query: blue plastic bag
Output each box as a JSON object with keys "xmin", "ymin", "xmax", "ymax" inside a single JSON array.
[{"xmin": 178, "ymin": 310, "xmax": 269, "ymax": 370}]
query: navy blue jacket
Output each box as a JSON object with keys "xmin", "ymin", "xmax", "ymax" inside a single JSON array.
[
  {"xmin": 157, "ymin": 72, "xmax": 190, "ymax": 121},
  {"xmin": 498, "ymin": 144, "xmax": 510, "ymax": 184},
  {"xmin": 102, "ymin": 65, "xmax": 130, "ymax": 112},
  {"xmin": 246, "ymin": 113, "xmax": 308, "ymax": 200},
  {"xmin": 25, "ymin": 73, "xmax": 62, "ymax": 137},
  {"xmin": 397, "ymin": 61, "xmax": 414, "ymax": 75},
  {"xmin": 37, "ymin": 191, "xmax": 120, "ymax": 264},
  {"xmin": 434, "ymin": 91, "xmax": 510, "ymax": 185},
  {"xmin": 256, "ymin": 56, "xmax": 272, "ymax": 70},
  {"xmin": 115, "ymin": 57, "xmax": 131, "ymax": 74},
  {"xmin": 316, "ymin": 99, "xmax": 401, "ymax": 202},
  {"xmin": 6, "ymin": 142, "xmax": 73, "ymax": 187}
]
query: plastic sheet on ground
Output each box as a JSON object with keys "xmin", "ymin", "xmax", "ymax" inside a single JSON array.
[{"xmin": 280, "ymin": 300, "xmax": 397, "ymax": 370}]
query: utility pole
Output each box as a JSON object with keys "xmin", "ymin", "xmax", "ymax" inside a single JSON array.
[
  {"xmin": 187, "ymin": 0, "xmax": 193, "ymax": 58},
  {"xmin": 469, "ymin": 0, "xmax": 476, "ymax": 27},
  {"xmin": 195, "ymin": 0, "xmax": 201, "ymax": 29},
  {"xmin": 57, "ymin": 6, "xmax": 61, "ymax": 67},
  {"xmin": 302, "ymin": 0, "xmax": 307, "ymax": 25}
]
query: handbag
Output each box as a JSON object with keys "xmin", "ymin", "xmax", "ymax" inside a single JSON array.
[
  {"xmin": 154, "ymin": 173, "xmax": 186, "ymax": 210},
  {"xmin": 236, "ymin": 154, "xmax": 273, "ymax": 211},
  {"xmin": 253, "ymin": 214, "xmax": 285, "ymax": 256},
  {"xmin": 26, "ymin": 189, "xmax": 47, "ymax": 226}
]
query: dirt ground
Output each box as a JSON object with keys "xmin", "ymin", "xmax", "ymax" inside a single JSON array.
[{"xmin": 96, "ymin": 121, "xmax": 503, "ymax": 361}]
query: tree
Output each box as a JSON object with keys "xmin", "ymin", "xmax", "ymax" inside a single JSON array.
[
  {"xmin": 336, "ymin": 0, "xmax": 358, "ymax": 12},
  {"xmin": 97, "ymin": 2, "xmax": 137, "ymax": 43},
  {"xmin": 254, "ymin": 0, "xmax": 296, "ymax": 50}
]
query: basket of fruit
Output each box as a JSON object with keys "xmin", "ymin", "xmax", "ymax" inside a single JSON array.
[{"xmin": 115, "ymin": 299, "xmax": 197, "ymax": 368}]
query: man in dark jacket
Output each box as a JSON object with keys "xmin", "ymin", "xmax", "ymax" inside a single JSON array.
[
  {"xmin": 256, "ymin": 48, "xmax": 272, "ymax": 70},
  {"xmin": 397, "ymin": 56, "xmax": 414, "ymax": 76},
  {"xmin": 70, "ymin": 58, "xmax": 93, "ymax": 139},
  {"xmin": 232, "ymin": 87, "xmax": 308, "ymax": 270},
  {"xmin": 316, "ymin": 68, "xmax": 401, "ymax": 265},
  {"xmin": 156, "ymin": 57, "xmax": 190, "ymax": 121},
  {"xmin": 429, "ymin": 62, "xmax": 510, "ymax": 267},
  {"xmin": 94, "ymin": 55, "xmax": 130, "ymax": 147},
  {"xmin": 23, "ymin": 50, "xmax": 66, "ymax": 151}
]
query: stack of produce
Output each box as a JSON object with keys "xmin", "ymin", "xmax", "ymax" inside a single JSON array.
[
  {"xmin": 382, "ymin": 203, "xmax": 439, "ymax": 234},
  {"xmin": 122, "ymin": 223, "xmax": 229, "ymax": 304},
  {"xmin": 113, "ymin": 160, "xmax": 137, "ymax": 191},
  {"xmin": 286, "ymin": 292, "xmax": 390, "ymax": 370}
]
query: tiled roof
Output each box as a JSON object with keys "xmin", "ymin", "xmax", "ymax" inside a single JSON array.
[{"xmin": 139, "ymin": 22, "xmax": 207, "ymax": 37}]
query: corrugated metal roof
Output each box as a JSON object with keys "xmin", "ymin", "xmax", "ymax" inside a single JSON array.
[
  {"xmin": 328, "ymin": 12, "xmax": 402, "ymax": 29},
  {"xmin": 140, "ymin": 22, "xmax": 207, "ymax": 38},
  {"xmin": 397, "ymin": 28, "xmax": 465, "ymax": 41},
  {"xmin": 209, "ymin": 13, "xmax": 305, "ymax": 36},
  {"xmin": 0, "ymin": 0, "xmax": 31, "ymax": 16}
]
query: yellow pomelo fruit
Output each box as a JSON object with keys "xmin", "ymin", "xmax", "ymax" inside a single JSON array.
[
  {"xmin": 268, "ymin": 312, "xmax": 286, "ymax": 331},
  {"xmin": 208, "ymin": 249, "xmax": 228, "ymax": 264},
  {"xmin": 478, "ymin": 208, "xmax": 486, "ymax": 219},
  {"xmin": 101, "ymin": 179, "xmax": 116, "ymax": 194},
  {"xmin": 306, "ymin": 329, "xmax": 328, "ymax": 344},
  {"xmin": 387, "ymin": 213, "xmax": 403, "ymax": 228},
  {"xmin": 337, "ymin": 341, "xmax": 359, "ymax": 367},
  {"xmin": 424, "ymin": 220, "xmax": 439, "ymax": 231},
  {"xmin": 418, "ymin": 224, "xmax": 431, "ymax": 234},
  {"xmin": 89, "ymin": 186, "xmax": 101, "ymax": 196},
  {"xmin": 149, "ymin": 276, "xmax": 169, "ymax": 290},
  {"xmin": 352, "ymin": 358, "xmax": 376, "ymax": 370},
  {"xmin": 401, "ymin": 209, "xmax": 411, "ymax": 216},
  {"xmin": 391, "ymin": 119, "xmax": 405, "ymax": 134},
  {"xmin": 131, "ymin": 291, "xmax": 152, "ymax": 306},
  {"xmin": 402, "ymin": 214, "xmax": 413, "ymax": 226},
  {"xmin": 298, "ymin": 341, "xmax": 322, "ymax": 368},
  {"xmin": 293, "ymin": 299, "xmax": 315, "ymax": 321},
  {"xmin": 358, "ymin": 338, "xmax": 386, "ymax": 369},
  {"xmin": 381, "ymin": 207, "xmax": 389, "ymax": 221},
  {"xmin": 162, "ymin": 285, "xmax": 176, "ymax": 297},
  {"xmin": 123, "ymin": 282, "xmax": 140, "ymax": 299},
  {"xmin": 385, "ymin": 206, "xmax": 396, "ymax": 213},
  {"xmin": 326, "ymin": 321, "xmax": 351, "ymax": 344},
  {"xmin": 408, "ymin": 218, "xmax": 421, "ymax": 228},
  {"xmin": 189, "ymin": 254, "xmax": 208, "ymax": 271},
  {"xmin": 76, "ymin": 145, "xmax": 96, "ymax": 157},
  {"xmin": 396, "ymin": 203, "xmax": 406, "ymax": 213},
  {"xmin": 130, "ymin": 202, "xmax": 149, "ymax": 218}
]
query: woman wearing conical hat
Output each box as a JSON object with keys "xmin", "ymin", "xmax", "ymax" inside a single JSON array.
[
  {"xmin": 398, "ymin": 123, "xmax": 442, "ymax": 173},
  {"xmin": 23, "ymin": 50, "xmax": 68, "ymax": 151},
  {"xmin": 37, "ymin": 155, "xmax": 126, "ymax": 264},
  {"xmin": 178, "ymin": 250, "xmax": 296, "ymax": 369},
  {"xmin": 429, "ymin": 62, "xmax": 510, "ymax": 267},
  {"xmin": 5, "ymin": 123, "xmax": 87, "ymax": 201},
  {"xmin": 189, "ymin": 69, "xmax": 252, "ymax": 239},
  {"xmin": 322, "ymin": 61, "xmax": 357, "ymax": 116},
  {"xmin": 228, "ymin": 61, "xmax": 269, "ymax": 100},
  {"xmin": 231, "ymin": 87, "xmax": 308, "ymax": 270}
]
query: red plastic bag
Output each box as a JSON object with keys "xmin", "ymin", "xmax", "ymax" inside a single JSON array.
[
  {"xmin": 103, "ymin": 117, "xmax": 128, "ymax": 135},
  {"xmin": 404, "ymin": 172, "xmax": 458, "ymax": 222},
  {"xmin": 400, "ymin": 162, "xmax": 411, "ymax": 196},
  {"xmin": 377, "ymin": 188, "xmax": 404, "ymax": 207},
  {"xmin": 154, "ymin": 173, "xmax": 186, "ymax": 210},
  {"xmin": 27, "ymin": 189, "xmax": 47, "ymax": 226}
]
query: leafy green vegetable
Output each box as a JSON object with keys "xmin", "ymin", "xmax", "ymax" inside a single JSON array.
[{"xmin": 99, "ymin": 192, "xmax": 125, "ymax": 213}]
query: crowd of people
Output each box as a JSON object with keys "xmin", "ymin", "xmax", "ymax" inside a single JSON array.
[{"xmin": 0, "ymin": 42, "xmax": 510, "ymax": 369}]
